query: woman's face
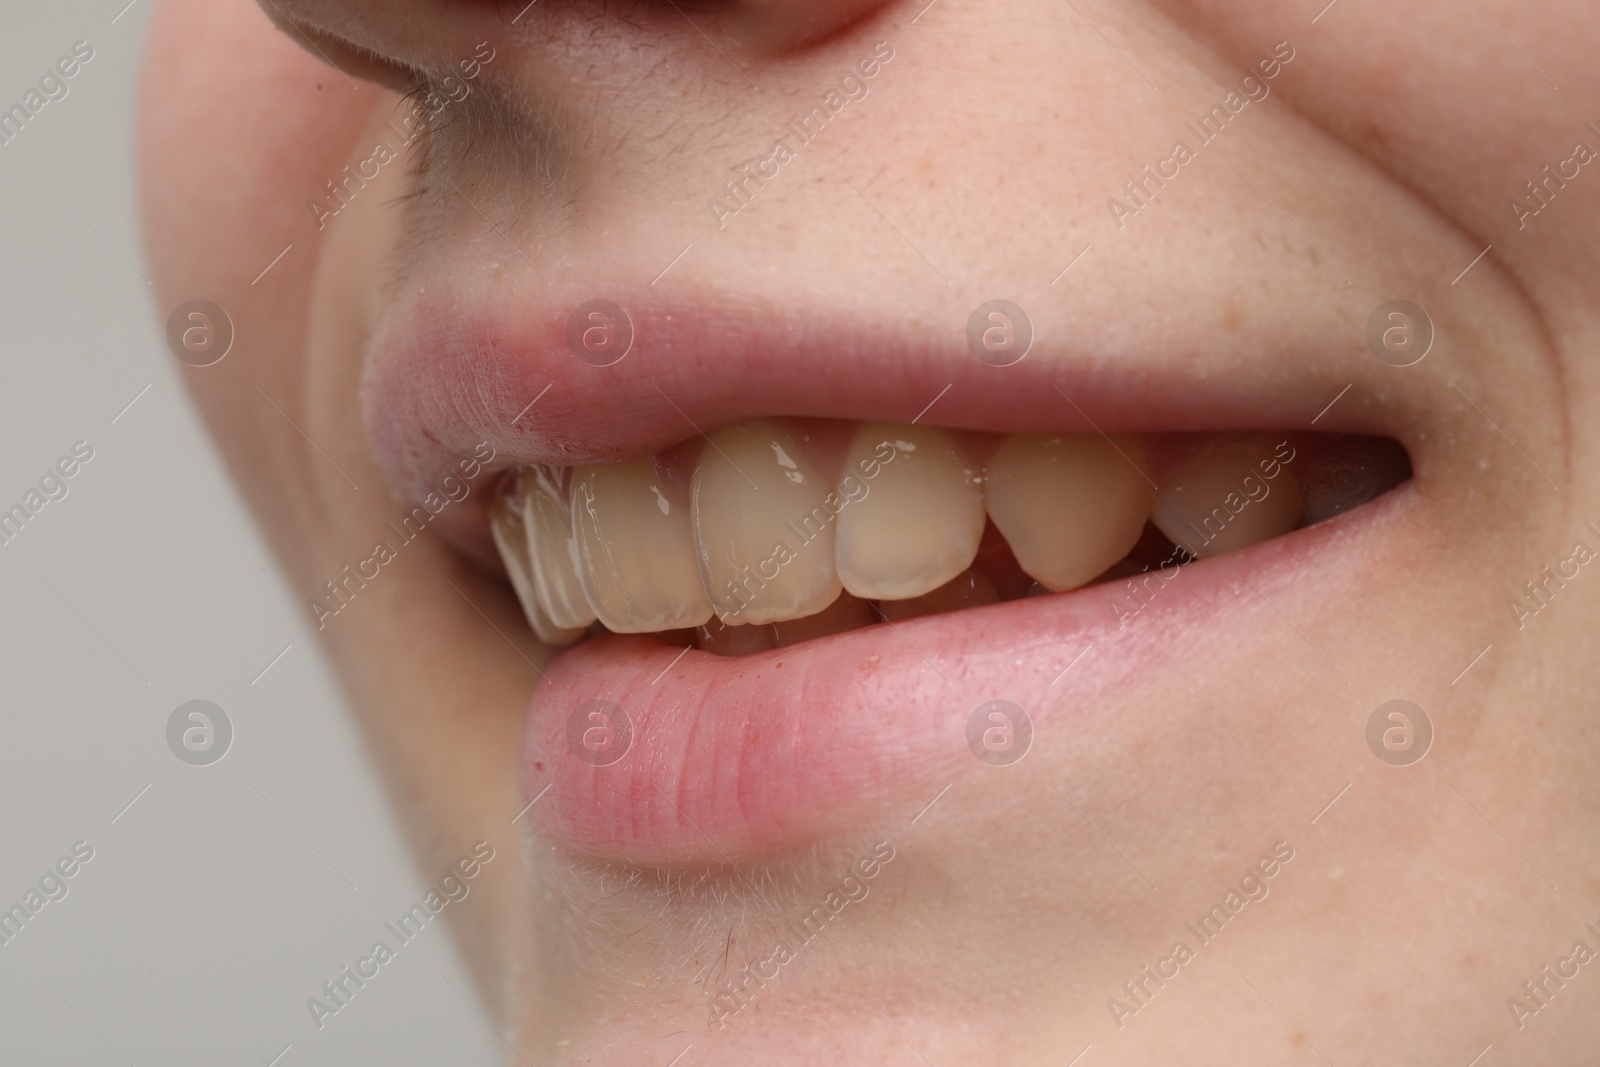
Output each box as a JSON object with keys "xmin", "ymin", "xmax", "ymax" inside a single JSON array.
[{"xmin": 141, "ymin": 0, "xmax": 1600, "ymax": 1061}]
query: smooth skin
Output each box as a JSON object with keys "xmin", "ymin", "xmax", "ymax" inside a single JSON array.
[{"xmin": 141, "ymin": 0, "xmax": 1600, "ymax": 1062}]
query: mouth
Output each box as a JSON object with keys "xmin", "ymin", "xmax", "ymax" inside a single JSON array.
[{"xmin": 364, "ymin": 294, "xmax": 1418, "ymax": 866}]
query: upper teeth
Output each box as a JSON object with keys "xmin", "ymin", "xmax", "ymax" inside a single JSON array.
[
  {"xmin": 693, "ymin": 421, "xmax": 844, "ymax": 625},
  {"xmin": 488, "ymin": 490, "xmax": 583, "ymax": 646},
  {"xmin": 835, "ymin": 423, "xmax": 987, "ymax": 601},
  {"xmin": 486, "ymin": 421, "xmax": 1399, "ymax": 647},
  {"xmin": 985, "ymin": 433, "xmax": 1155, "ymax": 592},
  {"xmin": 572, "ymin": 459, "xmax": 712, "ymax": 633},
  {"xmin": 511, "ymin": 465, "xmax": 598, "ymax": 640},
  {"xmin": 1150, "ymin": 438, "xmax": 1303, "ymax": 559}
]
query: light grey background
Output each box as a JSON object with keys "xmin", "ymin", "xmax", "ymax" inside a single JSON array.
[{"xmin": 0, "ymin": 5, "xmax": 499, "ymax": 1064}]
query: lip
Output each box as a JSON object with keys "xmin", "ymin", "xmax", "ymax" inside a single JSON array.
[
  {"xmin": 363, "ymin": 291, "xmax": 1422, "ymax": 501},
  {"xmin": 521, "ymin": 488, "xmax": 1407, "ymax": 865},
  {"xmin": 363, "ymin": 287, "xmax": 1425, "ymax": 865}
]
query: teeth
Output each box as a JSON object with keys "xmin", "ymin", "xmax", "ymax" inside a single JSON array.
[
  {"xmin": 835, "ymin": 424, "xmax": 985, "ymax": 601},
  {"xmin": 691, "ymin": 421, "xmax": 843, "ymax": 625},
  {"xmin": 522, "ymin": 466, "xmax": 598, "ymax": 633},
  {"xmin": 984, "ymin": 434, "xmax": 1155, "ymax": 591},
  {"xmin": 1151, "ymin": 439, "xmax": 1302, "ymax": 559},
  {"xmin": 492, "ymin": 422, "xmax": 1397, "ymax": 653},
  {"xmin": 878, "ymin": 570, "xmax": 999, "ymax": 622},
  {"xmin": 489, "ymin": 488, "xmax": 586, "ymax": 646},
  {"xmin": 571, "ymin": 460, "xmax": 714, "ymax": 633}
]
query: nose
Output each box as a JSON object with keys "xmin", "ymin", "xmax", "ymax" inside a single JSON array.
[{"xmin": 259, "ymin": 0, "xmax": 897, "ymax": 91}]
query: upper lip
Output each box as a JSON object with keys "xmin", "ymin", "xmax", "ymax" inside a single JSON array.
[{"xmin": 362, "ymin": 287, "xmax": 1425, "ymax": 502}]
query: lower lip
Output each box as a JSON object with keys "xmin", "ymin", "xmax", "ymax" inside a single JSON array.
[{"xmin": 520, "ymin": 490, "xmax": 1402, "ymax": 865}]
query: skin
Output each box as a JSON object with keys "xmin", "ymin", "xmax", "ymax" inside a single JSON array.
[{"xmin": 140, "ymin": 0, "xmax": 1600, "ymax": 1062}]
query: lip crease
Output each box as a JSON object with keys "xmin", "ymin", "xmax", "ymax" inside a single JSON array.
[{"xmin": 363, "ymin": 289, "xmax": 1419, "ymax": 866}]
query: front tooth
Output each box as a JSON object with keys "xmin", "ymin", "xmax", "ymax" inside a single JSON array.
[
  {"xmin": 571, "ymin": 460, "xmax": 714, "ymax": 633},
  {"xmin": 522, "ymin": 466, "xmax": 599, "ymax": 630},
  {"xmin": 1151, "ymin": 439, "xmax": 1302, "ymax": 559},
  {"xmin": 692, "ymin": 421, "xmax": 843, "ymax": 624},
  {"xmin": 984, "ymin": 434, "xmax": 1155, "ymax": 592},
  {"xmin": 834, "ymin": 423, "xmax": 985, "ymax": 600},
  {"xmin": 490, "ymin": 487, "xmax": 587, "ymax": 646}
]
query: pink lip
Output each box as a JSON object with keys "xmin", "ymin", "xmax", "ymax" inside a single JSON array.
[
  {"xmin": 364, "ymin": 288, "xmax": 1419, "ymax": 865},
  {"xmin": 362, "ymin": 292, "xmax": 1416, "ymax": 501},
  {"xmin": 518, "ymin": 493, "xmax": 1401, "ymax": 865}
]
